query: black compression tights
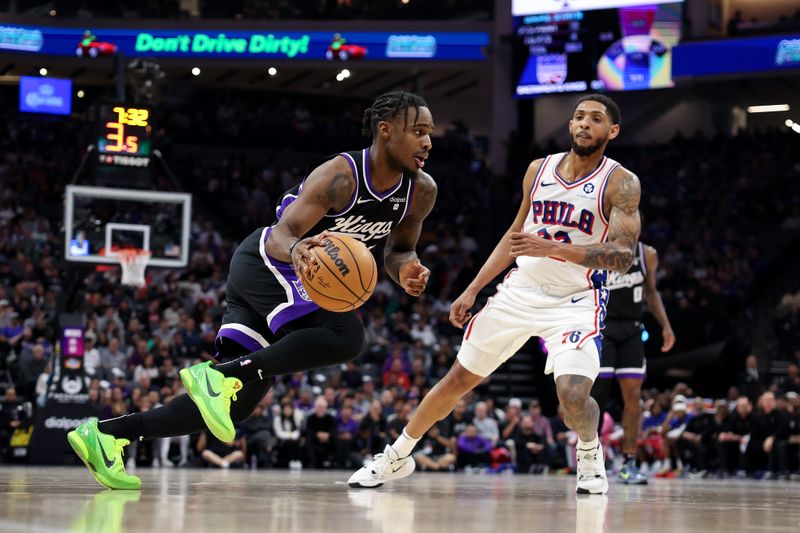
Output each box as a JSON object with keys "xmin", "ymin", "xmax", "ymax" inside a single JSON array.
[{"xmin": 99, "ymin": 310, "xmax": 365, "ymax": 442}]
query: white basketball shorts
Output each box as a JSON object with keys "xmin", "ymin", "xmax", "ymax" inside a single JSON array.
[{"xmin": 457, "ymin": 269, "xmax": 605, "ymax": 380}]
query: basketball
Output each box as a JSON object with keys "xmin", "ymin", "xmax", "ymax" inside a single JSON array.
[{"xmin": 300, "ymin": 235, "xmax": 377, "ymax": 312}]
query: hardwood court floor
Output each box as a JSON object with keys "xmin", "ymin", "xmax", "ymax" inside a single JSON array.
[{"xmin": 0, "ymin": 466, "xmax": 798, "ymax": 533}]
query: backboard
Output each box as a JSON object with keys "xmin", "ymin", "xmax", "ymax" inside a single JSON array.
[{"xmin": 64, "ymin": 185, "xmax": 192, "ymax": 268}]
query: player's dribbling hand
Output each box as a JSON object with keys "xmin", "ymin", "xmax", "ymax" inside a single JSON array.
[
  {"xmin": 290, "ymin": 231, "xmax": 332, "ymax": 277},
  {"xmin": 509, "ymin": 232, "xmax": 555, "ymax": 257},
  {"xmin": 399, "ymin": 260, "xmax": 430, "ymax": 297},
  {"xmin": 661, "ymin": 326, "xmax": 676, "ymax": 352},
  {"xmin": 449, "ymin": 289, "xmax": 477, "ymax": 328}
]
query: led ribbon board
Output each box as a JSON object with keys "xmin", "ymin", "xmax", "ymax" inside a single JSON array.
[{"xmin": 0, "ymin": 25, "xmax": 488, "ymax": 61}]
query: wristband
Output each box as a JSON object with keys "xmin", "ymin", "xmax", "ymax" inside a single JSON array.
[{"xmin": 288, "ymin": 239, "xmax": 301, "ymax": 257}]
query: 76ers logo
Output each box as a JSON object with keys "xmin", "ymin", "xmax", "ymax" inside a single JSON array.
[{"xmin": 562, "ymin": 330, "xmax": 581, "ymax": 344}]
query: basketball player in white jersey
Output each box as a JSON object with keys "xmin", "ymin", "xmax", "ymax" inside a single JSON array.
[{"xmin": 349, "ymin": 94, "xmax": 640, "ymax": 495}]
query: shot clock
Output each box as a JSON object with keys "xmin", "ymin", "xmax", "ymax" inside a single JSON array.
[{"xmin": 97, "ymin": 105, "xmax": 152, "ymax": 167}]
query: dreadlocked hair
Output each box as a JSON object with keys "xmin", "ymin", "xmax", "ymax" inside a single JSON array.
[{"xmin": 362, "ymin": 91, "xmax": 428, "ymax": 138}]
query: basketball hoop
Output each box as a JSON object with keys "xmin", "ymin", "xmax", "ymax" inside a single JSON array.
[{"xmin": 117, "ymin": 249, "xmax": 151, "ymax": 288}]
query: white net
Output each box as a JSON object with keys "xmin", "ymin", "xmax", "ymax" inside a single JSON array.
[{"xmin": 117, "ymin": 249, "xmax": 151, "ymax": 288}]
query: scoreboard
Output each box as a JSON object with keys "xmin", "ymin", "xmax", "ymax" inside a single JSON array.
[
  {"xmin": 97, "ymin": 105, "xmax": 152, "ymax": 167},
  {"xmin": 513, "ymin": 2, "xmax": 682, "ymax": 96}
]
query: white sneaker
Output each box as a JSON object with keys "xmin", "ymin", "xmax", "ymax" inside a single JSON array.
[
  {"xmin": 348, "ymin": 445, "xmax": 416, "ymax": 488},
  {"xmin": 289, "ymin": 460, "xmax": 303, "ymax": 470},
  {"xmin": 576, "ymin": 442, "xmax": 609, "ymax": 494}
]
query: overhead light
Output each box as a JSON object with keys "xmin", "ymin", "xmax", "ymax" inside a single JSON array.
[
  {"xmin": 336, "ymin": 68, "xmax": 351, "ymax": 82},
  {"xmin": 401, "ymin": 0, "xmax": 411, "ymax": 4},
  {"xmin": 747, "ymin": 104, "xmax": 790, "ymax": 113},
  {"xmin": 268, "ymin": 67, "xmax": 278, "ymax": 76},
  {"xmin": 39, "ymin": 67, "xmax": 47, "ymax": 76},
  {"xmin": 77, "ymin": 90, "xmax": 85, "ymax": 98},
  {"xmin": 49, "ymin": 9, "xmax": 56, "ymax": 16},
  {"xmin": 793, "ymin": 123, "xmax": 800, "ymax": 134},
  {"xmin": 786, "ymin": 119, "xmax": 794, "ymax": 128},
  {"xmin": 191, "ymin": 67, "xmax": 201, "ymax": 76}
]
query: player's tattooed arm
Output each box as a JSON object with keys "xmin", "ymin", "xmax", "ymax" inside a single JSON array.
[
  {"xmin": 579, "ymin": 167, "xmax": 641, "ymax": 272},
  {"xmin": 266, "ymin": 157, "xmax": 355, "ymax": 265},
  {"xmin": 384, "ymin": 171, "xmax": 437, "ymax": 296}
]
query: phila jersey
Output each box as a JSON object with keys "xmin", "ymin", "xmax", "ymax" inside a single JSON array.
[
  {"xmin": 605, "ymin": 241, "xmax": 646, "ymax": 321},
  {"xmin": 517, "ymin": 152, "xmax": 620, "ymax": 292},
  {"xmin": 275, "ymin": 147, "xmax": 415, "ymax": 249}
]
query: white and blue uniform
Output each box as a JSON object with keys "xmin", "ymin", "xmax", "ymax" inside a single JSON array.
[{"xmin": 458, "ymin": 152, "xmax": 619, "ymax": 379}]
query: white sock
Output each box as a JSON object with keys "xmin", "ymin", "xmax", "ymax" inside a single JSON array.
[
  {"xmin": 391, "ymin": 428, "xmax": 420, "ymax": 458},
  {"xmin": 578, "ymin": 436, "xmax": 599, "ymax": 450}
]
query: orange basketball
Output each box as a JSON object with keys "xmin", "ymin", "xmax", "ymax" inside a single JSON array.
[{"xmin": 300, "ymin": 235, "xmax": 377, "ymax": 312}]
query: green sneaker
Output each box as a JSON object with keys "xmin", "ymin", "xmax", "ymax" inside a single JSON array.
[
  {"xmin": 67, "ymin": 418, "xmax": 141, "ymax": 490},
  {"xmin": 180, "ymin": 361, "xmax": 242, "ymax": 442}
]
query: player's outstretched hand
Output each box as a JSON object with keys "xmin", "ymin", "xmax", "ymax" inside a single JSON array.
[
  {"xmin": 450, "ymin": 289, "xmax": 477, "ymax": 329},
  {"xmin": 290, "ymin": 231, "xmax": 332, "ymax": 277},
  {"xmin": 661, "ymin": 326, "xmax": 676, "ymax": 352},
  {"xmin": 399, "ymin": 260, "xmax": 430, "ymax": 297},
  {"xmin": 509, "ymin": 232, "xmax": 554, "ymax": 257}
]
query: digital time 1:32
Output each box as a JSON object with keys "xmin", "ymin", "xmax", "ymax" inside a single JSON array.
[{"xmin": 104, "ymin": 106, "xmax": 149, "ymax": 153}]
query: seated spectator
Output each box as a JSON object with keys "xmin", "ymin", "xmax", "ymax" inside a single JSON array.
[
  {"xmin": 456, "ymin": 424, "xmax": 493, "ymax": 469},
  {"xmin": 100, "ymin": 338, "xmax": 127, "ymax": 381},
  {"xmin": 748, "ymin": 392, "xmax": 789, "ymax": 477},
  {"xmin": 383, "ymin": 358, "xmax": 411, "ymax": 391},
  {"xmin": 132, "ymin": 354, "xmax": 160, "ymax": 384},
  {"xmin": 512, "ymin": 415, "xmax": 548, "ymax": 474},
  {"xmin": 273, "ymin": 401, "xmax": 302, "ymax": 469},
  {"xmin": 305, "ymin": 396, "xmax": 336, "ymax": 468},
  {"xmin": 717, "ymin": 396, "xmax": 753, "ymax": 476},
  {"xmin": 473, "ymin": 401, "xmax": 499, "ymax": 446},
  {"xmin": 656, "ymin": 399, "xmax": 695, "ymax": 476},
  {"xmin": 197, "ymin": 430, "xmax": 246, "ymax": 469},
  {"xmin": 359, "ymin": 399, "xmax": 387, "ymax": 455},
  {"xmin": 679, "ymin": 399, "xmax": 726, "ymax": 474},
  {"xmin": 0, "ymin": 388, "xmax": 23, "ymax": 459},
  {"xmin": 17, "ymin": 344, "xmax": 47, "ymax": 401},
  {"xmin": 341, "ymin": 360, "xmax": 363, "ymax": 390},
  {"xmin": 413, "ymin": 423, "xmax": 456, "ymax": 471},
  {"xmin": 335, "ymin": 403, "xmax": 361, "ymax": 469}
]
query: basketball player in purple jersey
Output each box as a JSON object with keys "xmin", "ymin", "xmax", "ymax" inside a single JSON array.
[
  {"xmin": 68, "ymin": 91, "xmax": 437, "ymax": 490},
  {"xmin": 350, "ymin": 94, "xmax": 640, "ymax": 495}
]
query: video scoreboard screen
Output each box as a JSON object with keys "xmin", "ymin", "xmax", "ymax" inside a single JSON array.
[
  {"xmin": 513, "ymin": 1, "xmax": 682, "ymax": 97},
  {"xmin": 97, "ymin": 105, "xmax": 151, "ymax": 167}
]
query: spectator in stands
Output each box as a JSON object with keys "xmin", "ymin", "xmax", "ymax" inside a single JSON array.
[
  {"xmin": 718, "ymin": 396, "xmax": 753, "ymax": 476},
  {"xmin": 738, "ymin": 355, "xmax": 764, "ymax": 403},
  {"xmin": 413, "ymin": 424, "xmax": 456, "ymax": 471},
  {"xmin": 456, "ymin": 424, "xmax": 493, "ymax": 470},
  {"xmin": 197, "ymin": 430, "xmax": 246, "ymax": 469},
  {"xmin": 473, "ymin": 401, "xmax": 499, "ymax": 446},
  {"xmin": 305, "ymin": 396, "xmax": 336, "ymax": 468},
  {"xmin": 0, "ymin": 387, "xmax": 23, "ymax": 459},
  {"xmin": 335, "ymin": 403, "xmax": 360, "ymax": 468},
  {"xmin": 360, "ymin": 399, "xmax": 387, "ymax": 455},
  {"xmin": 272, "ymin": 401, "xmax": 302, "ymax": 469},
  {"xmin": 100, "ymin": 338, "xmax": 127, "ymax": 381},
  {"xmin": 512, "ymin": 415, "xmax": 548, "ymax": 474},
  {"xmin": 748, "ymin": 392, "xmax": 789, "ymax": 477},
  {"xmin": 17, "ymin": 343, "xmax": 47, "ymax": 401},
  {"xmin": 679, "ymin": 399, "xmax": 726, "ymax": 474},
  {"xmin": 383, "ymin": 358, "xmax": 411, "ymax": 391}
]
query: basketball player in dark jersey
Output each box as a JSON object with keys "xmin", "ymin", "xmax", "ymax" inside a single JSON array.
[
  {"xmin": 68, "ymin": 91, "xmax": 437, "ymax": 490},
  {"xmin": 591, "ymin": 240, "xmax": 675, "ymax": 484}
]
